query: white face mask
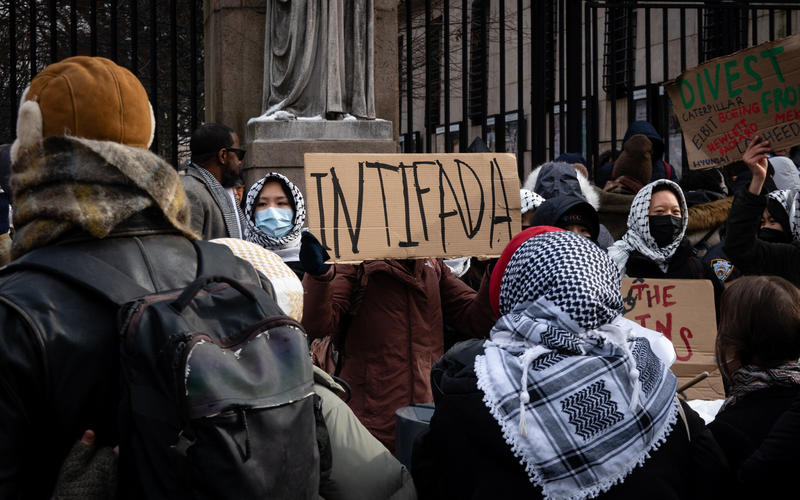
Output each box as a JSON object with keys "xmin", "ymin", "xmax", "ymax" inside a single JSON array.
[{"xmin": 255, "ymin": 207, "xmax": 294, "ymax": 238}]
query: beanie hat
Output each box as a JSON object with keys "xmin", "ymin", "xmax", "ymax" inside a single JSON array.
[
  {"xmin": 520, "ymin": 189, "xmax": 545, "ymax": 215},
  {"xmin": 612, "ymin": 134, "xmax": 653, "ymax": 187},
  {"xmin": 489, "ymin": 225, "xmax": 564, "ymax": 316},
  {"xmin": 11, "ymin": 56, "xmax": 155, "ymax": 162},
  {"xmin": 558, "ymin": 203, "xmax": 599, "ymax": 241}
]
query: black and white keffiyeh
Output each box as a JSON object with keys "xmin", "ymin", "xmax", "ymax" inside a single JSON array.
[
  {"xmin": 476, "ymin": 231, "xmax": 678, "ymax": 500},
  {"xmin": 243, "ymin": 172, "xmax": 306, "ymax": 261},
  {"xmin": 521, "ymin": 188, "xmax": 545, "ymax": 215},
  {"xmin": 607, "ymin": 179, "xmax": 688, "ymax": 275},
  {"xmin": 768, "ymin": 189, "xmax": 800, "ymax": 241},
  {"xmin": 187, "ymin": 162, "xmax": 246, "ymax": 239}
]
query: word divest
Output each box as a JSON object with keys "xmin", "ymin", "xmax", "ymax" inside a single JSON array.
[
  {"xmin": 665, "ymin": 33, "xmax": 800, "ymax": 169},
  {"xmin": 304, "ymin": 153, "xmax": 521, "ymax": 262}
]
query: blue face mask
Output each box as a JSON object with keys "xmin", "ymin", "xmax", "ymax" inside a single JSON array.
[{"xmin": 255, "ymin": 207, "xmax": 294, "ymax": 238}]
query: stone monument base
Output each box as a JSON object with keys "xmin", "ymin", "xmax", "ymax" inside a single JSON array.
[{"xmin": 244, "ymin": 117, "xmax": 396, "ymax": 195}]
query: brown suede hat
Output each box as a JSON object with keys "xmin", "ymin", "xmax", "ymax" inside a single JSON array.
[{"xmin": 12, "ymin": 56, "xmax": 154, "ymax": 161}]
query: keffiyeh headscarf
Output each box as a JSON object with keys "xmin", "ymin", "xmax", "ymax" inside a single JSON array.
[
  {"xmin": 607, "ymin": 179, "xmax": 688, "ymax": 275},
  {"xmin": 767, "ymin": 189, "xmax": 800, "ymax": 241},
  {"xmin": 476, "ymin": 230, "xmax": 678, "ymax": 500},
  {"xmin": 243, "ymin": 172, "xmax": 306, "ymax": 261}
]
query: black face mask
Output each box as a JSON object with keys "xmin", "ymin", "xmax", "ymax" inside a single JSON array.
[
  {"xmin": 758, "ymin": 227, "xmax": 792, "ymax": 244},
  {"xmin": 649, "ymin": 215, "xmax": 682, "ymax": 248}
]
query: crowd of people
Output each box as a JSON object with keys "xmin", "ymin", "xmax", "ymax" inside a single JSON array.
[{"xmin": 0, "ymin": 56, "xmax": 798, "ymax": 499}]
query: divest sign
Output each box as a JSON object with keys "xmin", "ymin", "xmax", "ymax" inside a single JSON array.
[
  {"xmin": 304, "ymin": 153, "xmax": 521, "ymax": 262},
  {"xmin": 665, "ymin": 33, "xmax": 800, "ymax": 170},
  {"xmin": 621, "ymin": 278, "xmax": 724, "ymax": 400}
]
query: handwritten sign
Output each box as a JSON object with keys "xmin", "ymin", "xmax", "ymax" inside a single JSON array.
[
  {"xmin": 304, "ymin": 153, "xmax": 521, "ymax": 262},
  {"xmin": 665, "ymin": 33, "xmax": 800, "ymax": 169},
  {"xmin": 621, "ymin": 278, "xmax": 724, "ymax": 400}
]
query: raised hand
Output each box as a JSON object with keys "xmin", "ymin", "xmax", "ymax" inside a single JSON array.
[{"xmin": 742, "ymin": 135, "xmax": 771, "ymax": 195}]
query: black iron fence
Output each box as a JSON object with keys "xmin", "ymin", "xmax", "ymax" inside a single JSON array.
[
  {"xmin": 399, "ymin": 0, "xmax": 800, "ymax": 181},
  {"xmin": 0, "ymin": 0, "xmax": 204, "ymax": 168}
]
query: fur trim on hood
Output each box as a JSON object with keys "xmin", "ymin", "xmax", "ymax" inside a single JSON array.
[
  {"xmin": 686, "ymin": 196, "xmax": 732, "ymax": 233},
  {"xmin": 523, "ymin": 162, "xmax": 600, "ymax": 210}
]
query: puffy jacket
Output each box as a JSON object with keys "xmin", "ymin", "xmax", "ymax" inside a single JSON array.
[
  {"xmin": 302, "ymin": 259, "xmax": 496, "ymax": 450},
  {"xmin": 0, "ymin": 212, "xmax": 269, "ymax": 499},
  {"xmin": 596, "ymin": 121, "xmax": 679, "ymax": 187},
  {"xmin": 412, "ymin": 340, "xmax": 728, "ymax": 499}
]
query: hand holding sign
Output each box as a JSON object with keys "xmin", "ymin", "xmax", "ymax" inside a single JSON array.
[{"xmin": 742, "ymin": 135, "xmax": 771, "ymax": 195}]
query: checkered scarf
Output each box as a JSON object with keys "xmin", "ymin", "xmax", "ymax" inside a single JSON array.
[
  {"xmin": 767, "ymin": 189, "xmax": 800, "ymax": 241},
  {"xmin": 186, "ymin": 162, "xmax": 245, "ymax": 239},
  {"xmin": 721, "ymin": 362, "xmax": 800, "ymax": 411},
  {"xmin": 475, "ymin": 231, "xmax": 678, "ymax": 500},
  {"xmin": 521, "ymin": 188, "xmax": 545, "ymax": 215},
  {"xmin": 11, "ymin": 136, "xmax": 196, "ymax": 258},
  {"xmin": 243, "ymin": 173, "xmax": 306, "ymax": 261},
  {"xmin": 607, "ymin": 179, "xmax": 687, "ymax": 275}
]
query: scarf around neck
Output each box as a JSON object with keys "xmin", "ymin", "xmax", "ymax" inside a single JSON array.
[
  {"xmin": 477, "ymin": 231, "xmax": 678, "ymax": 500},
  {"xmin": 11, "ymin": 136, "xmax": 196, "ymax": 258},
  {"xmin": 187, "ymin": 162, "xmax": 245, "ymax": 239},
  {"xmin": 243, "ymin": 173, "xmax": 306, "ymax": 260},
  {"xmin": 721, "ymin": 363, "xmax": 800, "ymax": 411},
  {"xmin": 607, "ymin": 179, "xmax": 688, "ymax": 275}
]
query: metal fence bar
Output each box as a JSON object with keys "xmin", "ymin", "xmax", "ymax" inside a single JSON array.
[
  {"xmin": 150, "ymin": 0, "xmax": 158, "ymax": 154},
  {"xmin": 498, "ymin": 0, "xmax": 506, "ymax": 153},
  {"xmin": 49, "ymin": 0, "xmax": 57, "ymax": 62},
  {"xmin": 170, "ymin": 0, "xmax": 178, "ymax": 165},
  {"xmin": 111, "ymin": 1, "xmax": 118, "ymax": 61},
  {"xmin": 70, "ymin": 0, "xmax": 78, "ymax": 56},
  {"xmin": 460, "ymin": 0, "xmax": 468, "ymax": 149},
  {"xmin": 424, "ymin": 0, "xmax": 432, "ymax": 153},
  {"xmin": 9, "ymin": 1, "xmax": 17, "ymax": 135},
  {"xmin": 557, "ymin": 0, "xmax": 564, "ymax": 156},
  {"xmin": 190, "ymin": 0, "xmax": 198, "ymax": 133},
  {"xmin": 516, "ymin": 0, "xmax": 525, "ymax": 177},
  {"xmin": 30, "ymin": 1, "xmax": 37, "ymax": 77},
  {"xmin": 444, "ymin": 0, "xmax": 451, "ymax": 152},
  {"xmin": 405, "ymin": 0, "xmax": 413, "ymax": 152},
  {"xmin": 90, "ymin": 0, "xmax": 97, "ymax": 56}
]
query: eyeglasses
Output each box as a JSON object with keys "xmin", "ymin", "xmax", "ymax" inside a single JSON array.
[{"xmin": 224, "ymin": 147, "xmax": 246, "ymax": 161}]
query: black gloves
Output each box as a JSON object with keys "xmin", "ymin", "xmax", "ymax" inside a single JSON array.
[{"xmin": 300, "ymin": 231, "xmax": 332, "ymax": 276}]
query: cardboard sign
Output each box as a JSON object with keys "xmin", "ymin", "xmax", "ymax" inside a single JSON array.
[
  {"xmin": 665, "ymin": 33, "xmax": 800, "ymax": 170},
  {"xmin": 621, "ymin": 278, "xmax": 724, "ymax": 401},
  {"xmin": 304, "ymin": 153, "xmax": 521, "ymax": 262}
]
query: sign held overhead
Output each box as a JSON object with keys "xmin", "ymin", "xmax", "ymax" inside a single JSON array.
[
  {"xmin": 665, "ymin": 33, "xmax": 800, "ymax": 170},
  {"xmin": 304, "ymin": 153, "xmax": 521, "ymax": 262}
]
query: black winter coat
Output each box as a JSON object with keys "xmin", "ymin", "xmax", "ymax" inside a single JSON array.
[
  {"xmin": 0, "ymin": 212, "xmax": 270, "ymax": 499},
  {"xmin": 625, "ymin": 239, "xmax": 708, "ymax": 280},
  {"xmin": 709, "ymin": 386, "xmax": 800, "ymax": 499},
  {"xmin": 412, "ymin": 340, "xmax": 728, "ymax": 500},
  {"xmin": 724, "ymin": 190, "xmax": 800, "ymax": 287}
]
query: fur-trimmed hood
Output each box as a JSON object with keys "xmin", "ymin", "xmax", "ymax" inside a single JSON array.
[{"xmin": 523, "ymin": 162, "xmax": 600, "ymax": 210}]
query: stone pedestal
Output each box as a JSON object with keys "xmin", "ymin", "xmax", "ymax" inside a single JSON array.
[{"xmin": 244, "ymin": 118, "xmax": 396, "ymax": 193}]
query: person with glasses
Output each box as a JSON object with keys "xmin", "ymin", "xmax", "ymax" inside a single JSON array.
[{"xmin": 182, "ymin": 123, "xmax": 247, "ymax": 240}]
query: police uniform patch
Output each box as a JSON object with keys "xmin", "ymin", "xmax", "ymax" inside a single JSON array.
[{"xmin": 711, "ymin": 258, "xmax": 734, "ymax": 282}]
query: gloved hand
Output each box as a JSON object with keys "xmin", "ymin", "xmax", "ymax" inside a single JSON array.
[
  {"xmin": 52, "ymin": 430, "xmax": 118, "ymax": 500},
  {"xmin": 300, "ymin": 231, "xmax": 332, "ymax": 276}
]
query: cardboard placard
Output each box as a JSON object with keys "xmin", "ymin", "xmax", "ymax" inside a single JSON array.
[
  {"xmin": 621, "ymin": 278, "xmax": 724, "ymax": 401},
  {"xmin": 664, "ymin": 33, "xmax": 800, "ymax": 169},
  {"xmin": 304, "ymin": 153, "xmax": 521, "ymax": 262}
]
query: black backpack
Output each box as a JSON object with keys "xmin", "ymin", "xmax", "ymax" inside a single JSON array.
[{"xmin": 9, "ymin": 241, "xmax": 322, "ymax": 499}]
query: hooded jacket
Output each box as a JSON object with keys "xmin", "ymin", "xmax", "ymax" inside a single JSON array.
[
  {"xmin": 596, "ymin": 121, "xmax": 678, "ymax": 188},
  {"xmin": 302, "ymin": 259, "xmax": 496, "ymax": 450}
]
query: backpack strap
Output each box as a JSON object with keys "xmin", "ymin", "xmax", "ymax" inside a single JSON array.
[
  {"xmin": 2, "ymin": 246, "xmax": 152, "ymax": 305},
  {"xmin": 663, "ymin": 160, "xmax": 673, "ymax": 180}
]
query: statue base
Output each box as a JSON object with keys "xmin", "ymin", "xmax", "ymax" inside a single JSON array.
[{"xmin": 244, "ymin": 116, "xmax": 396, "ymax": 194}]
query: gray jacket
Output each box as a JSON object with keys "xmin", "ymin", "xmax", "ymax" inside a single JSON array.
[{"xmin": 182, "ymin": 168, "xmax": 235, "ymax": 240}]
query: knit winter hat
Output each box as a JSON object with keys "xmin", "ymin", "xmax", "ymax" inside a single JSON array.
[
  {"xmin": 612, "ymin": 134, "xmax": 652, "ymax": 187},
  {"xmin": 11, "ymin": 56, "xmax": 155, "ymax": 162}
]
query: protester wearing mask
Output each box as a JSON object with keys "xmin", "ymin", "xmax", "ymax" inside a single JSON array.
[
  {"xmin": 412, "ymin": 228, "xmax": 725, "ymax": 499},
  {"xmin": 709, "ymin": 275, "xmax": 800, "ymax": 497},
  {"xmin": 607, "ymin": 180, "xmax": 711, "ymax": 285},
  {"xmin": 725, "ymin": 136, "xmax": 800, "ymax": 287},
  {"xmin": 243, "ymin": 172, "xmax": 306, "ymax": 278}
]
